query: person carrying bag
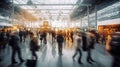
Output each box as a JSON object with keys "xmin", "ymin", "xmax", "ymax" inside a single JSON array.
[{"xmin": 26, "ymin": 32, "xmax": 40, "ymax": 67}]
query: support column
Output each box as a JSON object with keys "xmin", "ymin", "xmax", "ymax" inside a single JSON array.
[
  {"xmin": 80, "ymin": 17, "xmax": 82, "ymax": 28},
  {"xmin": 87, "ymin": 6, "xmax": 90, "ymax": 28},
  {"xmin": 12, "ymin": 0, "xmax": 14, "ymax": 24},
  {"xmin": 95, "ymin": 5, "xmax": 98, "ymax": 30}
]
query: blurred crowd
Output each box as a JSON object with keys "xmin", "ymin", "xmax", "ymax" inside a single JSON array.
[{"xmin": 0, "ymin": 28, "xmax": 120, "ymax": 67}]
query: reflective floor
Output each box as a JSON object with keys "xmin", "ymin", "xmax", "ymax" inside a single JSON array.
[{"xmin": 0, "ymin": 36, "xmax": 113, "ymax": 67}]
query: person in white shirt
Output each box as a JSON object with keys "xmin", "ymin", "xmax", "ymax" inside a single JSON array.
[{"xmin": 72, "ymin": 32, "xmax": 82, "ymax": 64}]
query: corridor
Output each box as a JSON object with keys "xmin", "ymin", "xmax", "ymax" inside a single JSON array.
[{"xmin": 0, "ymin": 37, "xmax": 113, "ymax": 67}]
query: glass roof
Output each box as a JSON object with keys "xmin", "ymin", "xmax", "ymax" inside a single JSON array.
[
  {"xmin": 20, "ymin": 5, "xmax": 75, "ymax": 10},
  {"xmin": 13, "ymin": 0, "xmax": 78, "ymax": 4},
  {"xmin": 13, "ymin": 0, "xmax": 79, "ymax": 21},
  {"xmin": 33, "ymin": 0, "xmax": 77, "ymax": 4}
]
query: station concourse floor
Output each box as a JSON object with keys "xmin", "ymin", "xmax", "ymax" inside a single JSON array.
[{"xmin": 0, "ymin": 37, "xmax": 113, "ymax": 67}]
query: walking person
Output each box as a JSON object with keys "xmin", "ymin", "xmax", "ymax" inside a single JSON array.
[
  {"xmin": 23, "ymin": 30, "xmax": 27, "ymax": 42},
  {"xmin": 57, "ymin": 31, "xmax": 64, "ymax": 55},
  {"xmin": 42, "ymin": 32, "xmax": 47, "ymax": 44},
  {"xmin": 86, "ymin": 31, "xmax": 95, "ymax": 64},
  {"xmin": 51, "ymin": 31, "xmax": 56, "ymax": 45},
  {"xmin": 72, "ymin": 32, "xmax": 82, "ymax": 64},
  {"xmin": 82, "ymin": 32, "xmax": 87, "ymax": 51},
  {"xmin": 0, "ymin": 29, "xmax": 7, "ymax": 49},
  {"xmin": 29, "ymin": 32, "xmax": 39, "ymax": 60},
  {"xmin": 106, "ymin": 32, "xmax": 120, "ymax": 67},
  {"xmin": 19, "ymin": 30, "xmax": 23, "ymax": 42},
  {"xmin": 9, "ymin": 31, "xmax": 24, "ymax": 64},
  {"xmin": 26, "ymin": 32, "xmax": 40, "ymax": 67},
  {"xmin": 39, "ymin": 31, "xmax": 43, "ymax": 44}
]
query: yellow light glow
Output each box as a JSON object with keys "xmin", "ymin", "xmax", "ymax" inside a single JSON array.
[{"xmin": 13, "ymin": 25, "xmax": 18, "ymax": 31}]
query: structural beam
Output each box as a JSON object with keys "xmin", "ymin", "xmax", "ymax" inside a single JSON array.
[
  {"xmin": 14, "ymin": 4, "xmax": 91, "ymax": 6},
  {"xmin": 23, "ymin": 9, "xmax": 73, "ymax": 10},
  {"xmin": 95, "ymin": 5, "xmax": 98, "ymax": 30}
]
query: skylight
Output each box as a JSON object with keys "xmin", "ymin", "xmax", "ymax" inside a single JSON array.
[{"xmin": 13, "ymin": 0, "xmax": 78, "ymax": 4}]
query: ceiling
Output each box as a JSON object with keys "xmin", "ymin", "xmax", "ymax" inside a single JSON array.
[
  {"xmin": 71, "ymin": 0, "xmax": 119, "ymax": 20},
  {"xmin": 0, "ymin": 0, "xmax": 118, "ymax": 22},
  {"xmin": 12, "ymin": 0, "xmax": 83, "ymax": 21}
]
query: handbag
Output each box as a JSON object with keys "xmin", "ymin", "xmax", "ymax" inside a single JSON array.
[
  {"xmin": 26, "ymin": 59, "xmax": 37, "ymax": 67},
  {"xmin": 35, "ymin": 45, "xmax": 40, "ymax": 51}
]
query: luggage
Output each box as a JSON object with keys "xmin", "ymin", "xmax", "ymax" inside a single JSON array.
[{"xmin": 26, "ymin": 59, "xmax": 37, "ymax": 67}]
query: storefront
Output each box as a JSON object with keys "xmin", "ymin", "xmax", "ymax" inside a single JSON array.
[
  {"xmin": 98, "ymin": 24, "xmax": 120, "ymax": 37},
  {"xmin": 97, "ymin": 1, "xmax": 120, "ymax": 34}
]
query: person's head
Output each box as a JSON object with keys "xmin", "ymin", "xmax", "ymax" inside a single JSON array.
[
  {"xmin": 88, "ymin": 30, "xmax": 95, "ymax": 37},
  {"xmin": 78, "ymin": 33, "xmax": 82, "ymax": 37},
  {"xmin": 10, "ymin": 31, "xmax": 18, "ymax": 36},
  {"xmin": 58, "ymin": 30, "xmax": 62, "ymax": 34},
  {"xmin": 29, "ymin": 32, "xmax": 34, "ymax": 38}
]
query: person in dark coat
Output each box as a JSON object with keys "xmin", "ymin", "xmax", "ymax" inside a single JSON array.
[
  {"xmin": 19, "ymin": 30, "xmax": 23, "ymax": 42},
  {"xmin": 9, "ymin": 31, "xmax": 24, "ymax": 64},
  {"xmin": 42, "ymin": 32, "xmax": 47, "ymax": 44},
  {"xmin": 57, "ymin": 31, "xmax": 64, "ymax": 55},
  {"xmin": 0, "ymin": 29, "xmax": 8, "ymax": 49},
  {"xmin": 51, "ymin": 31, "xmax": 56, "ymax": 44},
  {"xmin": 29, "ymin": 32, "xmax": 38, "ymax": 60},
  {"xmin": 82, "ymin": 32, "xmax": 87, "ymax": 51},
  {"xmin": 106, "ymin": 32, "xmax": 120, "ymax": 67},
  {"xmin": 86, "ymin": 31, "xmax": 95, "ymax": 64}
]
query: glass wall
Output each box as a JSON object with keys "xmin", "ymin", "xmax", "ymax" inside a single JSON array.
[
  {"xmin": 97, "ymin": 1, "xmax": 120, "ymax": 34},
  {"xmin": 81, "ymin": 1, "xmax": 120, "ymax": 29},
  {"xmin": 97, "ymin": 1, "xmax": 120, "ymax": 22}
]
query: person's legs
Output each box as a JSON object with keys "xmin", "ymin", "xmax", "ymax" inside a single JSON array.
[
  {"xmin": 17, "ymin": 48, "xmax": 24, "ymax": 62},
  {"xmin": 73, "ymin": 48, "xmax": 77, "ymax": 58},
  {"xmin": 12, "ymin": 49, "xmax": 17, "ymax": 64},
  {"xmin": 58, "ymin": 43, "xmax": 62, "ymax": 55},
  {"xmin": 58, "ymin": 44, "xmax": 60, "ymax": 54},
  {"xmin": 40, "ymin": 38, "xmax": 42, "ymax": 44},
  {"xmin": 72, "ymin": 48, "xmax": 78, "ymax": 61},
  {"xmin": 78, "ymin": 48, "xmax": 82, "ymax": 64},
  {"xmin": 59, "ymin": 43, "xmax": 63, "ymax": 55},
  {"xmin": 87, "ymin": 49, "xmax": 94, "ymax": 64},
  {"xmin": 43, "ymin": 37, "xmax": 47, "ymax": 44},
  {"xmin": 32, "ymin": 51, "xmax": 38, "ymax": 60},
  {"xmin": 20, "ymin": 36, "xmax": 22, "ymax": 42},
  {"xmin": 23, "ymin": 36, "xmax": 26, "ymax": 42}
]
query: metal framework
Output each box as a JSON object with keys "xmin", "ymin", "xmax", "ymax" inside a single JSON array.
[
  {"xmin": 14, "ymin": 4, "xmax": 91, "ymax": 6},
  {"xmin": 23, "ymin": 9, "xmax": 73, "ymax": 10}
]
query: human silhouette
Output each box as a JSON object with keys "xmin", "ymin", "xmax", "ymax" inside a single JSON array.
[
  {"xmin": 9, "ymin": 31, "xmax": 24, "ymax": 64},
  {"xmin": 86, "ymin": 31, "xmax": 95, "ymax": 64},
  {"xmin": 57, "ymin": 31, "xmax": 64, "ymax": 55},
  {"xmin": 106, "ymin": 32, "xmax": 120, "ymax": 67},
  {"xmin": 29, "ymin": 32, "xmax": 39, "ymax": 60},
  {"xmin": 73, "ymin": 33, "xmax": 82, "ymax": 64}
]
